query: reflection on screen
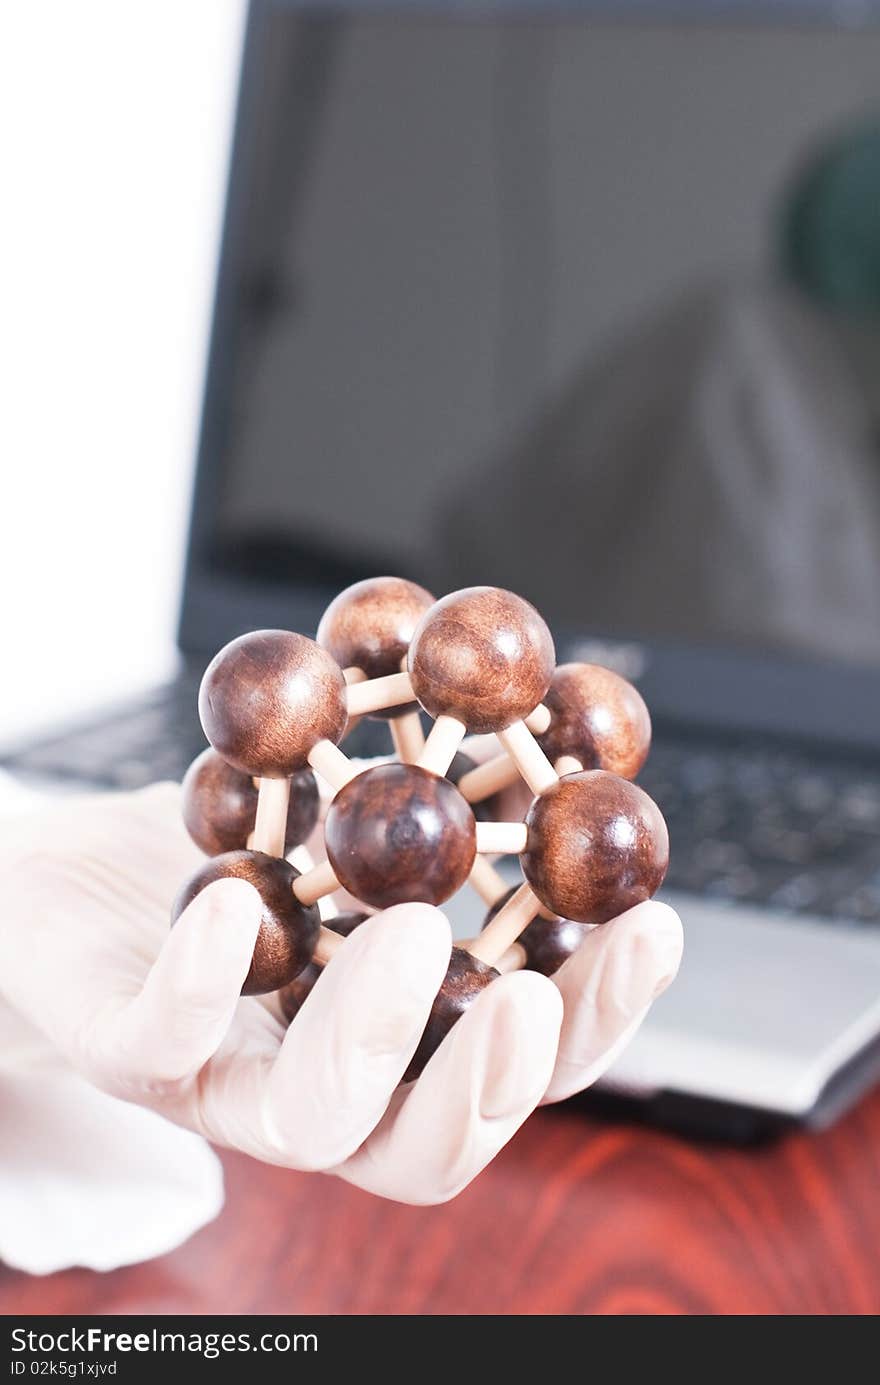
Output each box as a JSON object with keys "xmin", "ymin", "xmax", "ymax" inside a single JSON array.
[{"xmin": 212, "ymin": 16, "xmax": 880, "ymax": 666}]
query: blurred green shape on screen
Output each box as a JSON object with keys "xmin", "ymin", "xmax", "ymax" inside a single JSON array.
[{"xmin": 783, "ymin": 119, "xmax": 880, "ymax": 313}]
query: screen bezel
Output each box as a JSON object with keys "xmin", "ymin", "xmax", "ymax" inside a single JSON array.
[{"xmin": 178, "ymin": 0, "xmax": 880, "ymax": 754}]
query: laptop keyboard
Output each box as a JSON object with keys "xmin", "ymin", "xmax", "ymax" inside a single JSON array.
[
  {"xmin": 0, "ymin": 675, "xmax": 392, "ymax": 791},
  {"xmin": 4, "ymin": 681, "xmax": 880, "ymax": 925},
  {"xmin": 639, "ymin": 738, "xmax": 880, "ymax": 924},
  {"xmin": 1, "ymin": 675, "xmax": 210, "ymax": 792}
]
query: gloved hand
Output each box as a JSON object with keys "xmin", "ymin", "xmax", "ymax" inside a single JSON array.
[{"xmin": 0, "ymin": 775, "xmax": 682, "ymax": 1206}]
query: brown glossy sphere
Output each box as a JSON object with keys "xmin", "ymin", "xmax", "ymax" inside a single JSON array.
[
  {"xmin": 537, "ymin": 663, "xmax": 652, "ymax": 780},
  {"xmin": 521, "ymin": 771, "xmax": 669, "ymax": 926},
  {"xmin": 316, "ymin": 576, "xmax": 435, "ymax": 720},
  {"xmin": 278, "ymin": 963, "xmax": 321, "ymax": 1023},
  {"xmin": 181, "ymin": 748, "xmax": 319, "ymax": 856},
  {"xmin": 324, "ymin": 763, "xmax": 476, "ymax": 909},
  {"xmin": 198, "ymin": 630, "xmax": 347, "ymax": 777},
  {"xmin": 408, "ymin": 586, "xmax": 555, "ymax": 734},
  {"xmin": 483, "ymin": 886, "xmax": 589, "ymax": 976},
  {"xmin": 171, "ymin": 850, "xmax": 320, "ymax": 995},
  {"xmin": 403, "ymin": 947, "xmax": 499, "ymax": 1082},
  {"xmin": 278, "ymin": 911, "xmax": 369, "ymax": 1022}
]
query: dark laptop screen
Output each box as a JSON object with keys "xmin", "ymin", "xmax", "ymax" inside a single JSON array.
[{"xmin": 189, "ymin": 7, "xmax": 880, "ymax": 679}]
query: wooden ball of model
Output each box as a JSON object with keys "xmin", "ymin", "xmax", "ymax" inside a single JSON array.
[
  {"xmin": 408, "ymin": 586, "xmax": 555, "ymax": 734},
  {"xmin": 521, "ymin": 770, "xmax": 669, "ymax": 926},
  {"xmin": 171, "ymin": 850, "xmax": 320, "ymax": 995},
  {"xmin": 278, "ymin": 911, "xmax": 369, "ymax": 1023},
  {"xmin": 324, "ymin": 763, "xmax": 476, "ymax": 909},
  {"xmin": 483, "ymin": 886, "xmax": 589, "ymax": 976},
  {"xmin": 403, "ymin": 947, "xmax": 498, "ymax": 1082},
  {"xmin": 316, "ymin": 576, "xmax": 435, "ymax": 720},
  {"xmin": 181, "ymin": 748, "xmax": 319, "ymax": 857},
  {"xmin": 198, "ymin": 629, "xmax": 347, "ymax": 778},
  {"xmin": 537, "ymin": 663, "xmax": 651, "ymax": 779}
]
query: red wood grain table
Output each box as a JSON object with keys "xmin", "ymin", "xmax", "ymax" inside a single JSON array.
[{"xmin": 3, "ymin": 1092, "xmax": 880, "ymax": 1316}]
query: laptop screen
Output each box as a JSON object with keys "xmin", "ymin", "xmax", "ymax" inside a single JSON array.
[{"xmin": 188, "ymin": 6, "xmax": 880, "ymax": 680}]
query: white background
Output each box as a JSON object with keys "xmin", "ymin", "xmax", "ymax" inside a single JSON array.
[{"xmin": 0, "ymin": 1, "xmax": 244, "ymax": 741}]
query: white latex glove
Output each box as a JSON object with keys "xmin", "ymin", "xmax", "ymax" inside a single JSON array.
[
  {"xmin": 0, "ymin": 776, "xmax": 682, "ymax": 1207},
  {"xmin": 0, "ymin": 1001, "xmax": 223, "ymax": 1273},
  {"xmin": 0, "ymin": 772, "xmax": 222, "ymax": 1274}
]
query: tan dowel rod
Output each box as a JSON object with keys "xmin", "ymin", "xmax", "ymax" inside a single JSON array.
[
  {"xmin": 457, "ymin": 753, "xmax": 520, "ymax": 803},
  {"xmin": 467, "ymin": 855, "xmax": 511, "ymax": 907},
  {"xmin": 475, "ymin": 820, "xmax": 528, "ymax": 856},
  {"xmin": 459, "ymin": 937, "xmax": 527, "ymax": 975},
  {"xmin": 416, "ymin": 715, "xmax": 467, "ymax": 776},
  {"xmin": 466, "ymin": 882, "xmax": 540, "ymax": 965},
  {"xmin": 307, "ymin": 739, "xmax": 359, "ymax": 792},
  {"xmin": 251, "ymin": 776, "xmax": 290, "ymax": 857},
  {"xmin": 293, "ymin": 858, "xmax": 341, "ymax": 906},
  {"xmin": 497, "ymin": 721, "xmax": 559, "ymax": 797},
  {"xmin": 390, "ymin": 710, "xmax": 426, "ymax": 763},
  {"xmin": 342, "ymin": 664, "xmax": 371, "ymax": 742},
  {"xmin": 555, "ymin": 755, "xmax": 583, "ymax": 777},
  {"xmin": 493, "ymin": 942, "xmax": 527, "ymax": 974},
  {"xmin": 314, "ymin": 925, "xmax": 345, "ymax": 965},
  {"xmin": 524, "ymin": 703, "xmax": 551, "ymax": 735},
  {"xmin": 345, "ymin": 671, "xmax": 414, "ymax": 718},
  {"xmin": 288, "ymin": 843, "xmax": 315, "ymax": 873}
]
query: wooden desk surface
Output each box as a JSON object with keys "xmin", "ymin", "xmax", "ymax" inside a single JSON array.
[{"xmin": 3, "ymin": 1090, "xmax": 880, "ymax": 1316}]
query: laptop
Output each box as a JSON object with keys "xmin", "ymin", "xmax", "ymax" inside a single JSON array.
[{"xmin": 6, "ymin": 2, "xmax": 880, "ymax": 1137}]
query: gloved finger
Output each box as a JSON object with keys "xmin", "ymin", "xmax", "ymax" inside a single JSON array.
[
  {"xmin": 97, "ymin": 878, "xmax": 263, "ymax": 1086},
  {"xmin": 114, "ymin": 782, "xmax": 205, "ymax": 900},
  {"xmin": 260, "ymin": 904, "xmax": 452, "ymax": 1170},
  {"xmin": 0, "ymin": 782, "xmax": 199, "ymax": 905},
  {"xmin": 336, "ymin": 970, "xmax": 562, "ymax": 1204},
  {"xmin": 12, "ymin": 784, "xmax": 204, "ymax": 967},
  {"xmin": 542, "ymin": 899, "xmax": 683, "ymax": 1104}
]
